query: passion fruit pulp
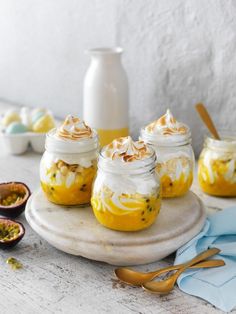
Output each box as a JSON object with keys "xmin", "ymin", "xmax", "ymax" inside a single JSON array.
[
  {"xmin": 0, "ymin": 218, "xmax": 25, "ymax": 249},
  {"xmin": 0, "ymin": 182, "xmax": 30, "ymax": 218}
]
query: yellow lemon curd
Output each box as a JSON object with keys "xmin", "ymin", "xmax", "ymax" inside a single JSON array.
[
  {"xmin": 160, "ymin": 172, "xmax": 193, "ymax": 198},
  {"xmin": 91, "ymin": 186, "xmax": 161, "ymax": 231},
  {"xmin": 156, "ymin": 157, "xmax": 193, "ymax": 198},
  {"xmin": 41, "ymin": 160, "xmax": 97, "ymax": 205},
  {"xmin": 96, "ymin": 127, "xmax": 129, "ymax": 147},
  {"xmin": 198, "ymin": 158, "xmax": 236, "ymax": 196}
]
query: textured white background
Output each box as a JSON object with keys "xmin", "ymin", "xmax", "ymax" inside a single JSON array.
[{"xmin": 0, "ymin": 0, "xmax": 235, "ymax": 154}]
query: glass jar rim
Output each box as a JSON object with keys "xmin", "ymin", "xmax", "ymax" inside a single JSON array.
[
  {"xmin": 140, "ymin": 127, "xmax": 192, "ymax": 147},
  {"xmin": 45, "ymin": 128, "xmax": 99, "ymax": 154},
  {"xmin": 98, "ymin": 148, "xmax": 156, "ymax": 175},
  {"xmin": 204, "ymin": 130, "xmax": 236, "ymax": 151}
]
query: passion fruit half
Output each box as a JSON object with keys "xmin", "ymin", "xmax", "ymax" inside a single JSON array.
[
  {"xmin": 0, "ymin": 182, "xmax": 30, "ymax": 218},
  {"xmin": 0, "ymin": 218, "xmax": 25, "ymax": 249}
]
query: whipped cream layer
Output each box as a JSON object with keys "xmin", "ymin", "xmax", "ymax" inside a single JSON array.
[
  {"xmin": 95, "ymin": 168, "xmax": 158, "ymax": 196},
  {"xmin": 151, "ymin": 144, "xmax": 194, "ymax": 181},
  {"xmin": 102, "ymin": 136, "xmax": 152, "ymax": 162},
  {"xmin": 157, "ymin": 156, "xmax": 193, "ymax": 181},
  {"xmin": 56, "ymin": 115, "xmax": 92, "ymax": 140},
  {"xmin": 145, "ymin": 109, "xmax": 188, "ymax": 136}
]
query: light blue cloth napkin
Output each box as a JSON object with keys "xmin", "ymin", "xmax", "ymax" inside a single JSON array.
[{"xmin": 175, "ymin": 206, "xmax": 236, "ymax": 312}]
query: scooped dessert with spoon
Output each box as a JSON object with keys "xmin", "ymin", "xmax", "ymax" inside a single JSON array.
[
  {"xmin": 40, "ymin": 115, "xmax": 99, "ymax": 205},
  {"xmin": 140, "ymin": 109, "xmax": 195, "ymax": 198},
  {"xmin": 198, "ymin": 133, "xmax": 236, "ymax": 196},
  {"xmin": 91, "ymin": 136, "xmax": 161, "ymax": 231},
  {"xmin": 195, "ymin": 104, "xmax": 236, "ymax": 196}
]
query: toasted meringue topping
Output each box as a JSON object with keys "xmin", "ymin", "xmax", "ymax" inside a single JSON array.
[
  {"xmin": 56, "ymin": 115, "xmax": 92, "ymax": 140},
  {"xmin": 103, "ymin": 136, "xmax": 152, "ymax": 162},
  {"xmin": 145, "ymin": 109, "xmax": 188, "ymax": 135}
]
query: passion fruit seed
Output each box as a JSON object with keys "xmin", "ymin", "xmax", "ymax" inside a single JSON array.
[
  {"xmin": 6, "ymin": 257, "xmax": 23, "ymax": 270},
  {"xmin": 0, "ymin": 193, "xmax": 24, "ymax": 206},
  {"xmin": 0, "ymin": 223, "xmax": 20, "ymax": 241}
]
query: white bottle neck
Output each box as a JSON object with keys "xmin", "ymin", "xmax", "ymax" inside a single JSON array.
[{"xmin": 87, "ymin": 47, "xmax": 123, "ymax": 65}]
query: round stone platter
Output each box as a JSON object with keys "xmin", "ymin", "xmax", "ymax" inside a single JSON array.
[{"xmin": 25, "ymin": 189, "xmax": 206, "ymax": 266}]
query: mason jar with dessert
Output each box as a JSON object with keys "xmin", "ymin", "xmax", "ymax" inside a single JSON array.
[
  {"xmin": 40, "ymin": 115, "xmax": 99, "ymax": 206},
  {"xmin": 140, "ymin": 109, "xmax": 195, "ymax": 198},
  {"xmin": 198, "ymin": 131, "xmax": 236, "ymax": 196},
  {"xmin": 91, "ymin": 136, "xmax": 161, "ymax": 231}
]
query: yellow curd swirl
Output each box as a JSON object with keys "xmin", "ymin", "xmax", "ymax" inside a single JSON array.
[
  {"xmin": 91, "ymin": 186, "xmax": 161, "ymax": 231},
  {"xmin": 198, "ymin": 134, "xmax": 236, "ymax": 197},
  {"xmin": 41, "ymin": 159, "xmax": 97, "ymax": 205},
  {"xmin": 156, "ymin": 156, "xmax": 193, "ymax": 198},
  {"xmin": 198, "ymin": 155, "xmax": 236, "ymax": 197}
]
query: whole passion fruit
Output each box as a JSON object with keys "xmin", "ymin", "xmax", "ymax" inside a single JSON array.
[
  {"xmin": 0, "ymin": 182, "xmax": 30, "ymax": 218},
  {"xmin": 0, "ymin": 218, "xmax": 25, "ymax": 249}
]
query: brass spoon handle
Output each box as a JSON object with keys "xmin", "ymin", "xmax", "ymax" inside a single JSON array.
[
  {"xmin": 148, "ymin": 247, "xmax": 220, "ymax": 277},
  {"xmin": 195, "ymin": 103, "xmax": 220, "ymax": 140},
  {"xmin": 142, "ymin": 248, "xmax": 222, "ymax": 293},
  {"xmin": 170, "ymin": 247, "xmax": 220, "ymax": 283},
  {"xmin": 148, "ymin": 259, "xmax": 224, "ymax": 277}
]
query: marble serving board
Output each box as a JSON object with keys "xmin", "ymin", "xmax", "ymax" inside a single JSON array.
[{"xmin": 25, "ymin": 189, "xmax": 206, "ymax": 266}]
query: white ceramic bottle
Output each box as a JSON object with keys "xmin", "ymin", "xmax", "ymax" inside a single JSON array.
[{"xmin": 83, "ymin": 47, "xmax": 129, "ymax": 146}]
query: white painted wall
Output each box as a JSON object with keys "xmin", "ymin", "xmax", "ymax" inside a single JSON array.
[{"xmin": 0, "ymin": 0, "xmax": 235, "ymax": 154}]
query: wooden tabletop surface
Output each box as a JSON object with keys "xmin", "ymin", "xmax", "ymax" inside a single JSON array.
[{"xmin": 0, "ymin": 102, "xmax": 235, "ymax": 314}]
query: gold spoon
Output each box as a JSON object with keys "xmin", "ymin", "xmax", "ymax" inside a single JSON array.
[
  {"xmin": 142, "ymin": 247, "xmax": 223, "ymax": 294},
  {"xmin": 115, "ymin": 259, "xmax": 224, "ymax": 286},
  {"xmin": 195, "ymin": 103, "xmax": 220, "ymax": 140}
]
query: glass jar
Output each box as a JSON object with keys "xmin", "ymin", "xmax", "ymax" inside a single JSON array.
[
  {"xmin": 140, "ymin": 129, "xmax": 195, "ymax": 198},
  {"xmin": 198, "ymin": 131, "xmax": 236, "ymax": 196},
  {"xmin": 40, "ymin": 129, "xmax": 99, "ymax": 205},
  {"xmin": 91, "ymin": 149, "xmax": 161, "ymax": 231}
]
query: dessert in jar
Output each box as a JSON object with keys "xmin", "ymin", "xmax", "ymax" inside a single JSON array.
[
  {"xmin": 198, "ymin": 131, "xmax": 236, "ymax": 196},
  {"xmin": 140, "ymin": 109, "xmax": 194, "ymax": 198},
  {"xmin": 40, "ymin": 115, "xmax": 98, "ymax": 205},
  {"xmin": 91, "ymin": 136, "xmax": 161, "ymax": 231}
]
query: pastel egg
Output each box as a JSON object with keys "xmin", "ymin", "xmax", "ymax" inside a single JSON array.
[
  {"xmin": 32, "ymin": 114, "xmax": 55, "ymax": 133},
  {"xmin": 31, "ymin": 111, "xmax": 45, "ymax": 124},
  {"xmin": 1, "ymin": 110, "xmax": 20, "ymax": 127},
  {"xmin": 5, "ymin": 122, "xmax": 28, "ymax": 134},
  {"xmin": 31, "ymin": 107, "xmax": 46, "ymax": 117}
]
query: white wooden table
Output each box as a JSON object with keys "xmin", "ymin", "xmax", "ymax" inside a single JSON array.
[{"xmin": 0, "ymin": 103, "xmax": 235, "ymax": 314}]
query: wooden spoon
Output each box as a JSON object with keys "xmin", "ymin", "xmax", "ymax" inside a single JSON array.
[
  {"xmin": 142, "ymin": 247, "xmax": 222, "ymax": 294},
  {"xmin": 195, "ymin": 103, "xmax": 220, "ymax": 140}
]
